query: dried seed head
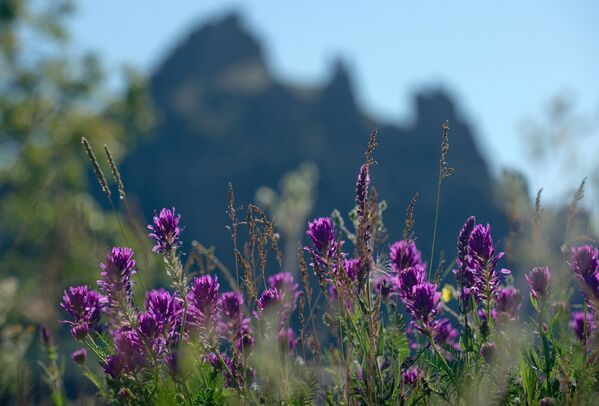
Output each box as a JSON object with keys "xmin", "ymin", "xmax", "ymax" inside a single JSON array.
[
  {"xmin": 104, "ymin": 145, "xmax": 126, "ymax": 200},
  {"xmin": 364, "ymin": 128, "xmax": 378, "ymax": 165},
  {"xmin": 439, "ymin": 120, "xmax": 455, "ymax": 179},
  {"xmin": 298, "ymin": 294, "xmax": 306, "ymax": 348},
  {"xmin": 81, "ymin": 137, "xmax": 111, "ymax": 198},
  {"xmin": 298, "ymin": 245, "xmax": 312, "ymax": 303},
  {"xmin": 567, "ymin": 178, "xmax": 586, "ymax": 231},
  {"xmin": 402, "ymin": 193, "xmax": 419, "ymax": 241}
]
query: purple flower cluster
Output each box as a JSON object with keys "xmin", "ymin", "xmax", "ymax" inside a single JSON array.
[
  {"xmin": 396, "ymin": 266, "xmax": 425, "ymax": 300},
  {"xmin": 374, "ymin": 274, "xmax": 399, "ymax": 301},
  {"xmin": 137, "ymin": 289, "xmax": 182, "ymax": 354},
  {"xmin": 495, "ymin": 287, "xmax": 522, "ymax": 321},
  {"xmin": 207, "ymin": 352, "xmax": 250, "ymax": 388},
  {"xmin": 432, "ymin": 318, "xmax": 459, "ymax": 350},
  {"xmin": 97, "ymin": 247, "xmax": 136, "ymax": 326},
  {"xmin": 255, "ymin": 272, "xmax": 300, "ymax": 355},
  {"xmin": 59, "ymin": 207, "xmax": 303, "ymax": 391},
  {"xmin": 71, "ymin": 348, "xmax": 87, "ymax": 365},
  {"xmin": 255, "ymin": 288, "xmax": 284, "ymax": 317},
  {"xmin": 387, "ymin": 240, "xmax": 444, "ymax": 334},
  {"xmin": 219, "ymin": 291, "xmax": 254, "ymax": 354},
  {"xmin": 388, "ymin": 240, "xmax": 432, "ymax": 311},
  {"xmin": 389, "ymin": 240, "xmax": 426, "ymax": 274},
  {"xmin": 405, "ymin": 282, "xmax": 443, "ymax": 333},
  {"xmin": 570, "ymin": 311, "xmax": 595, "ymax": 344},
  {"xmin": 329, "ymin": 258, "xmax": 361, "ymax": 303},
  {"xmin": 104, "ymin": 328, "xmax": 147, "ymax": 378},
  {"xmin": 526, "ymin": 266, "xmax": 552, "ymax": 301},
  {"xmin": 570, "ymin": 245, "xmax": 599, "ymax": 307},
  {"xmin": 268, "ymin": 271, "xmax": 301, "ymax": 310},
  {"xmin": 148, "ymin": 207, "xmax": 182, "ymax": 254},
  {"xmin": 187, "ymin": 274, "xmax": 220, "ymax": 339},
  {"xmin": 453, "ymin": 217, "xmax": 509, "ymax": 304},
  {"xmin": 60, "ymin": 285, "xmax": 103, "ymax": 340},
  {"xmin": 305, "ymin": 217, "xmax": 341, "ymax": 265},
  {"xmin": 355, "ymin": 164, "xmax": 370, "ymax": 220},
  {"xmin": 401, "ymin": 366, "xmax": 421, "ymax": 386}
]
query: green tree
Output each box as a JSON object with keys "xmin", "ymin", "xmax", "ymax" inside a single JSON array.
[{"xmin": 0, "ymin": 0, "xmax": 153, "ymax": 399}]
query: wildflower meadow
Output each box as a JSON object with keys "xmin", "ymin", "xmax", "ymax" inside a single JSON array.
[{"xmin": 38, "ymin": 126, "xmax": 599, "ymax": 405}]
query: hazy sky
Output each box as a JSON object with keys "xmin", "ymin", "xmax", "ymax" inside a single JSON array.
[{"xmin": 69, "ymin": 0, "xmax": 599, "ymax": 204}]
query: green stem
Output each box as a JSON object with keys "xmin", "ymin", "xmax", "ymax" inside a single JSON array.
[
  {"xmin": 430, "ymin": 337, "xmax": 456, "ymax": 387},
  {"xmin": 109, "ymin": 199, "xmax": 147, "ymax": 291},
  {"xmin": 178, "ymin": 297, "xmax": 188, "ymax": 349},
  {"xmin": 428, "ymin": 179, "xmax": 442, "ymax": 277}
]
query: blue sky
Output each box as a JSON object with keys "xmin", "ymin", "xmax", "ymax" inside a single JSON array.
[{"xmin": 69, "ymin": 0, "xmax": 599, "ymax": 205}]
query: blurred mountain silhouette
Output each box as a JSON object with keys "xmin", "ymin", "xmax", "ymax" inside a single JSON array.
[{"xmin": 122, "ymin": 13, "xmax": 508, "ymax": 270}]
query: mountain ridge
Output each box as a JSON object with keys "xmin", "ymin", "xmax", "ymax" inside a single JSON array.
[{"xmin": 122, "ymin": 12, "xmax": 508, "ymax": 271}]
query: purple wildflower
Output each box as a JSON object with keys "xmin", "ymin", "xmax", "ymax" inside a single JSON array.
[
  {"xmin": 60, "ymin": 285, "xmax": 103, "ymax": 336},
  {"xmin": 71, "ymin": 348, "xmax": 87, "ymax": 365},
  {"xmin": 70, "ymin": 323, "xmax": 90, "ymax": 341},
  {"xmin": 453, "ymin": 217, "xmax": 477, "ymax": 291},
  {"xmin": 468, "ymin": 223, "xmax": 495, "ymax": 263},
  {"xmin": 405, "ymin": 282, "xmax": 442, "ymax": 332},
  {"xmin": 268, "ymin": 272, "xmax": 301, "ymax": 309},
  {"xmin": 401, "ymin": 366, "xmax": 421, "ymax": 386},
  {"xmin": 305, "ymin": 217, "xmax": 339, "ymax": 261},
  {"xmin": 138, "ymin": 289, "xmax": 182, "ymax": 352},
  {"xmin": 526, "ymin": 266, "xmax": 552, "ymax": 301},
  {"xmin": 236, "ymin": 325, "xmax": 255, "ymax": 354},
  {"xmin": 112, "ymin": 328, "xmax": 147, "ymax": 373},
  {"xmin": 457, "ymin": 217, "xmax": 476, "ymax": 264},
  {"xmin": 374, "ymin": 274, "xmax": 399, "ymax": 301},
  {"xmin": 397, "ymin": 266, "xmax": 425, "ymax": 299},
  {"xmin": 255, "ymin": 288, "xmax": 284, "ymax": 318},
  {"xmin": 104, "ymin": 354, "xmax": 125, "ymax": 379},
  {"xmin": 145, "ymin": 289, "xmax": 182, "ymax": 329},
  {"xmin": 570, "ymin": 245, "xmax": 599, "ymax": 280},
  {"xmin": 355, "ymin": 164, "xmax": 370, "ymax": 219},
  {"xmin": 207, "ymin": 352, "xmax": 242, "ymax": 388},
  {"xmin": 570, "ymin": 311, "xmax": 595, "ymax": 344},
  {"xmin": 148, "ymin": 207, "xmax": 182, "ymax": 254},
  {"xmin": 343, "ymin": 258, "xmax": 361, "ymax": 281},
  {"xmin": 220, "ymin": 291, "xmax": 244, "ymax": 330},
  {"xmin": 104, "ymin": 328, "xmax": 147, "ymax": 378},
  {"xmin": 328, "ymin": 258, "xmax": 360, "ymax": 304},
  {"xmin": 277, "ymin": 328, "xmax": 298, "ymax": 353},
  {"xmin": 97, "ymin": 247, "xmax": 136, "ymax": 325},
  {"xmin": 187, "ymin": 275, "xmax": 220, "ymax": 336},
  {"xmin": 453, "ymin": 217, "xmax": 507, "ymax": 304},
  {"xmin": 220, "ymin": 291, "xmax": 253, "ymax": 354},
  {"xmin": 570, "ymin": 245, "xmax": 599, "ymax": 304},
  {"xmin": 433, "ymin": 318, "xmax": 459, "ymax": 349},
  {"xmin": 496, "ymin": 287, "xmax": 522, "ymax": 320},
  {"xmin": 478, "ymin": 308, "xmax": 497, "ymax": 323},
  {"xmin": 480, "ymin": 342, "xmax": 497, "ymax": 363},
  {"xmin": 389, "ymin": 240, "xmax": 426, "ymax": 274},
  {"xmin": 137, "ymin": 312, "xmax": 159, "ymax": 340}
]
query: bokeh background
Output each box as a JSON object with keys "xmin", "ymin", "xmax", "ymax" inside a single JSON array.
[{"xmin": 1, "ymin": 0, "xmax": 598, "ymax": 402}]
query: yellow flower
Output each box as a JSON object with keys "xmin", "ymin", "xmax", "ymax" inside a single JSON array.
[{"xmin": 441, "ymin": 285, "xmax": 453, "ymax": 303}]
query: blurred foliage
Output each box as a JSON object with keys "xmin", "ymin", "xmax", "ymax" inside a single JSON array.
[
  {"xmin": 520, "ymin": 94, "xmax": 599, "ymax": 230},
  {"xmin": 255, "ymin": 161, "xmax": 319, "ymax": 272},
  {"xmin": 0, "ymin": 0, "xmax": 154, "ymax": 400}
]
